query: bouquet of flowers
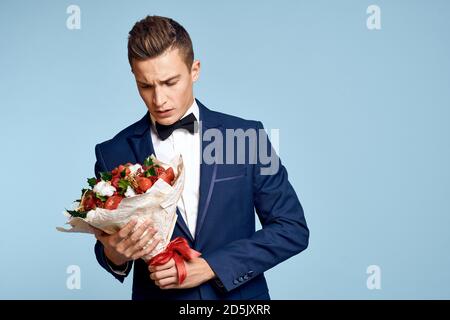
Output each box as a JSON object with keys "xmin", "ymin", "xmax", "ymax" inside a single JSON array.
[{"xmin": 58, "ymin": 154, "xmax": 200, "ymax": 284}]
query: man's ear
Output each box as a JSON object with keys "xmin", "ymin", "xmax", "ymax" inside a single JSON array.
[{"xmin": 191, "ymin": 60, "xmax": 201, "ymax": 82}]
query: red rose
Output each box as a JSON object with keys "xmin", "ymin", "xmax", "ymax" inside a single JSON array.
[
  {"xmin": 104, "ymin": 195, "xmax": 123, "ymax": 210},
  {"xmin": 159, "ymin": 167, "xmax": 175, "ymax": 185},
  {"xmin": 82, "ymin": 191, "xmax": 96, "ymax": 211},
  {"xmin": 111, "ymin": 177, "xmax": 120, "ymax": 188},
  {"xmin": 156, "ymin": 167, "xmax": 165, "ymax": 176},
  {"xmin": 137, "ymin": 177, "xmax": 153, "ymax": 192},
  {"xmin": 95, "ymin": 197, "xmax": 104, "ymax": 208}
]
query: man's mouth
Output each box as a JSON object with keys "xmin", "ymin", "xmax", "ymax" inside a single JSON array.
[{"xmin": 155, "ymin": 109, "xmax": 175, "ymax": 118}]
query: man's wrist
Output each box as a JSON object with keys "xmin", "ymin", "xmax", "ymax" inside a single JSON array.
[
  {"xmin": 104, "ymin": 248, "xmax": 128, "ymax": 268},
  {"xmin": 200, "ymin": 258, "xmax": 217, "ymax": 282}
]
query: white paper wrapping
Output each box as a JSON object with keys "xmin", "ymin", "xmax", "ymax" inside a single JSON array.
[{"xmin": 57, "ymin": 154, "xmax": 184, "ymax": 261}]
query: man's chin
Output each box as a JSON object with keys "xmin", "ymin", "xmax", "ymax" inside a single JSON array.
[{"xmin": 153, "ymin": 115, "xmax": 179, "ymax": 126}]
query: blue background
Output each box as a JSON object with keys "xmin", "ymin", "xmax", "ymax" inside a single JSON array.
[{"xmin": 0, "ymin": 0, "xmax": 449, "ymax": 299}]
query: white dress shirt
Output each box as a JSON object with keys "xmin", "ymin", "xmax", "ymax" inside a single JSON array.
[{"xmin": 149, "ymin": 99, "xmax": 200, "ymax": 239}]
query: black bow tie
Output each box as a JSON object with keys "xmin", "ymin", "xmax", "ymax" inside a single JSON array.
[{"xmin": 155, "ymin": 113, "xmax": 197, "ymax": 141}]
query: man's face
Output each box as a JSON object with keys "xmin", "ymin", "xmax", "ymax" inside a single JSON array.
[{"xmin": 132, "ymin": 48, "xmax": 200, "ymax": 125}]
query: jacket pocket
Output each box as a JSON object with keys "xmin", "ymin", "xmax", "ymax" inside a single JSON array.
[
  {"xmin": 214, "ymin": 164, "xmax": 247, "ymax": 182},
  {"xmin": 214, "ymin": 174, "xmax": 246, "ymax": 183}
]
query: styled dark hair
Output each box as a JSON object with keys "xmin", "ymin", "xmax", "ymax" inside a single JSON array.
[{"xmin": 127, "ymin": 15, "xmax": 194, "ymax": 70}]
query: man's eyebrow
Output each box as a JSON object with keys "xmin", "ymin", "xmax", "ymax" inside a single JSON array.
[
  {"xmin": 159, "ymin": 75, "xmax": 181, "ymax": 83},
  {"xmin": 136, "ymin": 80, "xmax": 151, "ymax": 85},
  {"xmin": 136, "ymin": 75, "xmax": 181, "ymax": 85}
]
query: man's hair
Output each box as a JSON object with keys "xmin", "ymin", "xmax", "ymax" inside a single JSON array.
[{"xmin": 127, "ymin": 15, "xmax": 194, "ymax": 70}]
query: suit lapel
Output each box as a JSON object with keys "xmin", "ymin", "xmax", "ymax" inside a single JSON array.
[
  {"xmin": 194, "ymin": 100, "xmax": 222, "ymax": 241},
  {"xmin": 127, "ymin": 112, "xmax": 194, "ymax": 243}
]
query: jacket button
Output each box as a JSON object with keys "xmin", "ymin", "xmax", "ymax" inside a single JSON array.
[
  {"xmin": 233, "ymin": 279, "xmax": 239, "ymax": 285},
  {"xmin": 248, "ymin": 270, "xmax": 254, "ymax": 276},
  {"xmin": 238, "ymin": 276, "xmax": 244, "ymax": 282},
  {"xmin": 243, "ymin": 275, "xmax": 249, "ymax": 280}
]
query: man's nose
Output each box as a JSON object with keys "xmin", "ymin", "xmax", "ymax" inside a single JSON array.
[{"xmin": 153, "ymin": 86, "xmax": 167, "ymax": 107}]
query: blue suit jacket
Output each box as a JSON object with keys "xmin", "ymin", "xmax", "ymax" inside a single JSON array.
[{"xmin": 94, "ymin": 99, "xmax": 309, "ymax": 300}]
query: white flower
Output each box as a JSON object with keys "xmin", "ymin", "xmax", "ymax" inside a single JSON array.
[
  {"xmin": 93, "ymin": 181, "xmax": 116, "ymax": 197},
  {"xmin": 128, "ymin": 164, "xmax": 142, "ymax": 174},
  {"xmin": 124, "ymin": 186, "xmax": 137, "ymax": 198}
]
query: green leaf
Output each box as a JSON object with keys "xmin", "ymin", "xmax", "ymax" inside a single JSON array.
[
  {"xmin": 100, "ymin": 172, "xmax": 112, "ymax": 181},
  {"xmin": 66, "ymin": 209, "xmax": 87, "ymax": 219},
  {"xmin": 117, "ymin": 179, "xmax": 130, "ymax": 195},
  {"xmin": 120, "ymin": 169, "xmax": 126, "ymax": 178},
  {"xmin": 118, "ymin": 179, "xmax": 130, "ymax": 189},
  {"xmin": 145, "ymin": 167, "xmax": 156, "ymax": 177},
  {"xmin": 95, "ymin": 193, "xmax": 107, "ymax": 202},
  {"xmin": 87, "ymin": 177, "xmax": 97, "ymax": 188},
  {"xmin": 144, "ymin": 156, "xmax": 154, "ymax": 167},
  {"xmin": 80, "ymin": 188, "xmax": 89, "ymax": 198}
]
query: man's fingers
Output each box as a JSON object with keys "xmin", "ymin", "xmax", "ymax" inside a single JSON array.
[
  {"xmin": 155, "ymin": 276, "xmax": 178, "ymax": 288},
  {"xmin": 130, "ymin": 230, "xmax": 161, "ymax": 260},
  {"xmin": 129, "ymin": 219, "xmax": 153, "ymax": 242},
  {"xmin": 160, "ymin": 284, "xmax": 177, "ymax": 290},
  {"xmin": 130, "ymin": 237, "xmax": 161, "ymax": 260},
  {"xmin": 134, "ymin": 227, "xmax": 158, "ymax": 250},
  {"xmin": 149, "ymin": 258, "xmax": 175, "ymax": 272},
  {"xmin": 116, "ymin": 218, "xmax": 138, "ymax": 241},
  {"xmin": 150, "ymin": 267, "xmax": 177, "ymax": 281},
  {"xmin": 119, "ymin": 219, "xmax": 154, "ymax": 249}
]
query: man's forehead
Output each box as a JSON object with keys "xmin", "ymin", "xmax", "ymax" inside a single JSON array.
[
  {"xmin": 133, "ymin": 59, "xmax": 184, "ymax": 83},
  {"xmin": 133, "ymin": 48, "xmax": 184, "ymax": 75}
]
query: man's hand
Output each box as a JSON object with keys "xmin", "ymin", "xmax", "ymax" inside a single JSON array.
[
  {"xmin": 148, "ymin": 257, "xmax": 216, "ymax": 289},
  {"xmin": 94, "ymin": 218, "xmax": 161, "ymax": 267}
]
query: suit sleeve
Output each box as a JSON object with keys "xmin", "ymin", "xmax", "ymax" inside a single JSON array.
[
  {"xmin": 93, "ymin": 144, "xmax": 133, "ymax": 283},
  {"xmin": 202, "ymin": 121, "xmax": 309, "ymax": 292}
]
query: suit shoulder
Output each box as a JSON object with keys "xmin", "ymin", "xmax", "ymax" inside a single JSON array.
[
  {"xmin": 95, "ymin": 113, "xmax": 148, "ymax": 151},
  {"xmin": 207, "ymin": 109, "xmax": 263, "ymax": 130}
]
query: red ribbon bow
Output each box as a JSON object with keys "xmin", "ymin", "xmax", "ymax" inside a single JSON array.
[{"xmin": 148, "ymin": 237, "xmax": 201, "ymax": 284}]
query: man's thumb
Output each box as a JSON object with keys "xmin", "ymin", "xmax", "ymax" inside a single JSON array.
[{"xmin": 91, "ymin": 226, "xmax": 104, "ymax": 238}]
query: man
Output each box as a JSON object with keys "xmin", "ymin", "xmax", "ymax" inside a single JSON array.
[{"xmin": 93, "ymin": 15, "xmax": 309, "ymax": 300}]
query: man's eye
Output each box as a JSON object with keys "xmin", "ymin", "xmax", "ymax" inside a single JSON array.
[
  {"xmin": 166, "ymin": 82, "xmax": 177, "ymax": 86},
  {"xmin": 139, "ymin": 84, "xmax": 152, "ymax": 89}
]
